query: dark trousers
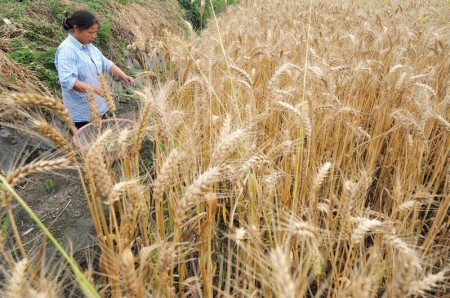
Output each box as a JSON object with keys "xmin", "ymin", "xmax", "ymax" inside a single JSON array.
[
  {"xmin": 74, "ymin": 121, "xmax": 89, "ymax": 130},
  {"xmin": 74, "ymin": 111, "xmax": 112, "ymax": 130}
]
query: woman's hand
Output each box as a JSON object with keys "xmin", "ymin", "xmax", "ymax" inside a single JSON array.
[
  {"xmin": 93, "ymin": 85, "xmax": 104, "ymax": 97},
  {"xmin": 110, "ymin": 64, "xmax": 135, "ymax": 86},
  {"xmin": 123, "ymin": 75, "xmax": 135, "ymax": 86}
]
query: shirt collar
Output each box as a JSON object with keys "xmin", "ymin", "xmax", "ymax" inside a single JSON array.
[{"xmin": 68, "ymin": 34, "xmax": 89, "ymax": 50}]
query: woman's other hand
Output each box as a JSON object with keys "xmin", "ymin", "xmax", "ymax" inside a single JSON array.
[
  {"xmin": 110, "ymin": 64, "xmax": 135, "ymax": 86},
  {"xmin": 124, "ymin": 75, "xmax": 135, "ymax": 86},
  {"xmin": 93, "ymin": 85, "xmax": 104, "ymax": 97},
  {"xmin": 73, "ymin": 80, "xmax": 104, "ymax": 96}
]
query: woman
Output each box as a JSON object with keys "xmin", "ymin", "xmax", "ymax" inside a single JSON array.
[{"xmin": 55, "ymin": 10, "xmax": 135, "ymax": 129}]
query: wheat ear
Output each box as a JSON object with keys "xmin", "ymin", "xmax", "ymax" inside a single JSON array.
[
  {"xmin": 350, "ymin": 218, "xmax": 384, "ymax": 245},
  {"xmin": 269, "ymin": 245, "xmax": 296, "ymax": 298},
  {"xmin": 175, "ymin": 167, "xmax": 222, "ymax": 224},
  {"xmin": 312, "ymin": 162, "xmax": 332, "ymax": 191},
  {"xmin": 157, "ymin": 243, "xmax": 176, "ymax": 274},
  {"xmin": 99, "ymin": 74, "xmax": 116, "ymax": 112},
  {"xmin": 118, "ymin": 247, "xmax": 137, "ymax": 297},
  {"xmin": 268, "ymin": 63, "xmax": 302, "ymax": 90},
  {"xmin": 432, "ymin": 115, "xmax": 450, "ymax": 132},
  {"xmin": 341, "ymin": 180, "xmax": 357, "ymax": 238},
  {"xmin": 337, "ymin": 277, "xmax": 371, "ymax": 298},
  {"xmin": 1, "ymin": 158, "xmax": 72, "ymax": 208},
  {"xmin": 289, "ymin": 218, "xmax": 321, "ymax": 242},
  {"xmin": 276, "ymin": 100, "xmax": 303, "ymax": 122},
  {"xmin": 156, "ymin": 242, "xmax": 177, "ymax": 295},
  {"xmin": 29, "ymin": 278, "xmax": 60, "ymax": 298},
  {"xmin": 153, "ymin": 148, "xmax": 184, "ymax": 203},
  {"xmin": 391, "ymin": 251, "xmax": 421, "ymax": 298},
  {"xmin": 5, "ymin": 93, "xmax": 72, "ymax": 127},
  {"xmin": 408, "ymin": 268, "xmax": 449, "ymax": 296},
  {"xmin": 182, "ymin": 58, "xmax": 193, "ymax": 83},
  {"xmin": 230, "ymin": 64, "xmax": 253, "ymax": 93},
  {"xmin": 8, "ymin": 259, "xmax": 29, "ymax": 298},
  {"xmin": 212, "ymin": 129, "xmax": 246, "ymax": 164},
  {"xmin": 108, "ymin": 180, "xmax": 137, "ymax": 205},
  {"xmin": 384, "ymin": 234, "xmax": 421, "ymax": 297},
  {"xmin": 87, "ymin": 88, "xmax": 101, "ymax": 131},
  {"xmin": 134, "ymin": 88, "xmax": 155, "ymax": 151},
  {"xmin": 239, "ymin": 154, "xmax": 270, "ymax": 175},
  {"xmin": 32, "ymin": 120, "xmax": 75, "ymax": 159},
  {"xmin": 86, "ymin": 130, "xmax": 114, "ymax": 197},
  {"xmin": 179, "ymin": 77, "xmax": 205, "ymax": 99}
]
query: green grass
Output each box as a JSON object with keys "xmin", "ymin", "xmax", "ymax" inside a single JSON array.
[{"xmin": 43, "ymin": 179, "xmax": 55, "ymax": 193}]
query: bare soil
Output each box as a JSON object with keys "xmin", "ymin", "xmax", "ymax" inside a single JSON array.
[{"xmin": 1, "ymin": 97, "xmax": 140, "ymax": 264}]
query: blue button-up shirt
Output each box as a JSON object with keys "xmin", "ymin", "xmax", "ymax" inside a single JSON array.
[{"xmin": 55, "ymin": 34, "xmax": 113, "ymax": 122}]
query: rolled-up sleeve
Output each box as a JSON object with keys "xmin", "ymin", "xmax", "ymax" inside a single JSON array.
[
  {"xmin": 100, "ymin": 51, "xmax": 113, "ymax": 73},
  {"xmin": 55, "ymin": 48, "xmax": 77, "ymax": 90}
]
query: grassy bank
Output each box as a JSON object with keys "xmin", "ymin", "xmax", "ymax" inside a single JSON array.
[{"xmin": 0, "ymin": 0, "xmax": 184, "ymax": 94}]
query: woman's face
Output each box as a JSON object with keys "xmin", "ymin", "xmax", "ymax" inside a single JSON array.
[{"xmin": 73, "ymin": 24, "xmax": 99, "ymax": 45}]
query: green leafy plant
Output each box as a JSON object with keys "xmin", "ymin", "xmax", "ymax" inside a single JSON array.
[
  {"xmin": 10, "ymin": 48, "xmax": 37, "ymax": 65},
  {"xmin": 96, "ymin": 18, "xmax": 113, "ymax": 49},
  {"xmin": 43, "ymin": 179, "xmax": 55, "ymax": 193}
]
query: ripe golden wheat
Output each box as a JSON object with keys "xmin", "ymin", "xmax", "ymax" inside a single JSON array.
[{"xmin": 1, "ymin": 0, "xmax": 449, "ymax": 297}]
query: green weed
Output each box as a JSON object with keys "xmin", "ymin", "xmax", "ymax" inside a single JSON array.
[{"xmin": 43, "ymin": 179, "xmax": 55, "ymax": 193}]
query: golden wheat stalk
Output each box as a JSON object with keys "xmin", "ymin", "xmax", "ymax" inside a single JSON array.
[
  {"xmin": 32, "ymin": 120, "xmax": 75, "ymax": 159},
  {"xmin": 407, "ymin": 268, "xmax": 450, "ymax": 296},
  {"xmin": 175, "ymin": 167, "xmax": 222, "ymax": 224},
  {"xmin": 269, "ymin": 245, "xmax": 296, "ymax": 298},
  {"xmin": 118, "ymin": 247, "xmax": 138, "ymax": 297},
  {"xmin": 350, "ymin": 218, "xmax": 384, "ymax": 245},
  {"xmin": 212, "ymin": 129, "xmax": 247, "ymax": 163},
  {"xmin": 7, "ymin": 259, "xmax": 29, "ymax": 298},
  {"xmin": 99, "ymin": 74, "xmax": 116, "ymax": 113},
  {"xmin": 87, "ymin": 88, "xmax": 101, "ymax": 131},
  {"xmin": 5, "ymin": 93, "xmax": 73, "ymax": 127},
  {"xmin": 153, "ymin": 148, "xmax": 185, "ymax": 203},
  {"xmin": 86, "ymin": 130, "xmax": 114, "ymax": 197},
  {"xmin": 1, "ymin": 158, "xmax": 72, "ymax": 208},
  {"xmin": 134, "ymin": 87, "xmax": 155, "ymax": 151}
]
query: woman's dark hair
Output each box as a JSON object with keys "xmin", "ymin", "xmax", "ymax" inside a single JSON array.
[{"xmin": 63, "ymin": 10, "xmax": 99, "ymax": 31}]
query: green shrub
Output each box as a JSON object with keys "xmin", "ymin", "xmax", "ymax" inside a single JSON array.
[
  {"xmin": 10, "ymin": 48, "xmax": 37, "ymax": 65},
  {"xmin": 178, "ymin": 0, "xmax": 237, "ymax": 30},
  {"xmin": 96, "ymin": 18, "xmax": 113, "ymax": 49}
]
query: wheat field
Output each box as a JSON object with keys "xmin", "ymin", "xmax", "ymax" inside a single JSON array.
[{"xmin": 1, "ymin": 0, "xmax": 449, "ymax": 297}]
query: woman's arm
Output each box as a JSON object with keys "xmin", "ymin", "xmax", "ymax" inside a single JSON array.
[
  {"xmin": 109, "ymin": 64, "xmax": 135, "ymax": 86},
  {"xmin": 73, "ymin": 80, "xmax": 104, "ymax": 96}
]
